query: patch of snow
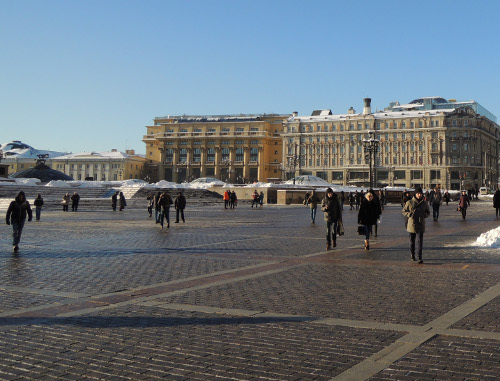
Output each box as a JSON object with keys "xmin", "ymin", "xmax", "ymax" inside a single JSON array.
[
  {"xmin": 45, "ymin": 180, "xmax": 71, "ymax": 187},
  {"xmin": 474, "ymin": 226, "xmax": 500, "ymax": 248}
]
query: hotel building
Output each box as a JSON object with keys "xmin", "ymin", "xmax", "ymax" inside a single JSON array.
[{"xmin": 283, "ymin": 97, "xmax": 500, "ymax": 190}]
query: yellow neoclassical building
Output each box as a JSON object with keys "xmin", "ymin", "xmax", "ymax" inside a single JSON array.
[{"xmin": 143, "ymin": 114, "xmax": 287, "ymax": 183}]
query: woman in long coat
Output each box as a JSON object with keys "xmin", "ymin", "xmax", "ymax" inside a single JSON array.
[
  {"xmin": 458, "ymin": 190, "xmax": 470, "ymax": 220},
  {"xmin": 358, "ymin": 192, "xmax": 379, "ymax": 250}
]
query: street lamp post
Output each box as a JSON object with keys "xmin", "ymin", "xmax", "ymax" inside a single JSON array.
[
  {"xmin": 362, "ymin": 130, "xmax": 380, "ymax": 189},
  {"xmin": 221, "ymin": 159, "xmax": 232, "ymax": 183}
]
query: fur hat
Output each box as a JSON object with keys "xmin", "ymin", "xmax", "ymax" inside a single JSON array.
[{"xmin": 415, "ymin": 187, "xmax": 423, "ymax": 194}]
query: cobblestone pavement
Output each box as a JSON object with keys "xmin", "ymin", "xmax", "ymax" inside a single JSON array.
[{"xmin": 0, "ymin": 199, "xmax": 499, "ymax": 380}]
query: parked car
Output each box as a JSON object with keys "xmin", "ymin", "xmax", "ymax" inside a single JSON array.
[{"xmin": 479, "ymin": 187, "xmax": 489, "ymax": 195}]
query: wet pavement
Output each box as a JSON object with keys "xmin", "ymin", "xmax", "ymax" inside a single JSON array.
[{"xmin": 1, "ymin": 200, "xmax": 499, "ymax": 380}]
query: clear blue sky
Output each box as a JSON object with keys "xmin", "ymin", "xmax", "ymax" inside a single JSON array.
[{"xmin": 1, "ymin": 0, "xmax": 499, "ymax": 155}]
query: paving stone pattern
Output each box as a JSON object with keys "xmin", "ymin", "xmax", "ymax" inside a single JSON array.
[{"xmin": 0, "ymin": 199, "xmax": 499, "ymax": 380}]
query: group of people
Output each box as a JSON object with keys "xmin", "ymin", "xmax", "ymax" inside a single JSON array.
[
  {"xmin": 111, "ymin": 191, "xmax": 127, "ymax": 211},
  {"xmin": 251, "ymin": 190, "xmax": 264, "ymax": 208},
  {"xmin": 61, "ymin": 192, "xmax": 80, "ymax": 212},
  {"xmin": 223, "ymin": 189, "xmax": 238, "ymax": 209},
  {"xmin": 147, "ymin": 191, "xmax": 186, "ymax": 229},
  {"xmin": 304, "ymin": 184, "xmax": 499, "ymax": 264}
]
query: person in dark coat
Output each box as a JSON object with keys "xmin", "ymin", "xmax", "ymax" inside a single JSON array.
[
  {"xmin": 158, "ymin": 192, "xmax": 173, "ymax": 228},
  {"xmin": 443, "ymin": 190, "xmax": 451, "ymax": 206},
  {"xmin": 174, "ymin": 191, "xmax": 186, "ymax": 223},
  {"xmin": 493, "ymin": 188, "xmax": 500, "ymax": 218},
  {"xmin": 71, "ymin": 192, "xmax": 80, "ymax": 212},
  {"xmin": 321, "ymin": 188, "xmax": 342, "ymax": 250},
  {"xmin": 153, "ymin": 191, "xmax": 162, "ymax": 222},
  {"xmin": 6, "ymin": 191, "xmax": 33, "ymax": 252},
  {"xmin": 307, "ymin": 190, "xmax": 321, "ymax": 223},
  {"xmin": 111, "ymin": 191, "xmax": 118, "ymax": 211},
  {"xmin": 368, "ymin": 188, "xmax": 382, "ymax": 237},
  {"xmin": 402, "ymin": 187, "xmax": 430, "ymax": 263},
  {"xmin": 230, "ymin": 191, "xmax": 237, "ymax": 209},
  {"xmin": 358, "ymin": 191, "xmax": 379, "ymax": 250},
  {"xmin": 119, "ymin": 192, "xmax": 127, "ymax": 211},
  {"xmin": 34, "ymin": 194, "xmax": 44, "ymax": 221},
  {"xmin": 458, "ymin": 190, "xmax": 470, "ymax": 220}
]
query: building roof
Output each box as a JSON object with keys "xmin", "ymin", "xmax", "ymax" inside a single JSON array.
[
  {"xmin": 289, "ymin": 108, "xmax": 457, "ymax": 123},
  {"xmin": 154, "ymin": 114, "xmax": 287, "ymax": 124},
  {"xmin": 0, "ymin": 141, "xmax": 67, "ymax": 160},
  {"xmin": 53, "ymin": 151, "xmax": 144, "ymax": 161},
  {"xmin": 10, "ymin": 163, "xmax": 73, "ymax": 182}
]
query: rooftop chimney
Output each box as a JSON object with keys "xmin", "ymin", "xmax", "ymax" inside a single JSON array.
[
  {"xmin": 363, "ymin": 98, "xmax": 372, "ymax": 115},
  {"xmin": 292, "ymin": 111, "xmax": 298, "ymax": 117},
  {"xmin": 348, "ymin": 107, "xmax": 355, "ymax": 114}
]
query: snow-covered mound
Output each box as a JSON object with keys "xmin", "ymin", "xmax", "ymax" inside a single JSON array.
[
  {"xmin": 283, "ymin": 175, "xmax": 330, "ymax": 185},
  {"xmin": 189, "ymin": 177, "xmax": 226, "ymax": 188},
  {"xmin": 474, "ymin": 226, "xmax": 500, "ymax": 248},
  {"xmin": 45, "ymin": 180, "xmax": 71, "ymax": 187},
  {"xmin": 0, "ymin": 178, "xmax": 40, "ymax": 186}
]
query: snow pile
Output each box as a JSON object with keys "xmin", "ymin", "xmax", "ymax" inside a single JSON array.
[
  {"xmin": 1, "ymin": 178, "xmax": 41, "ymax": 186},
  {"xmin": 45, "ymin": 180, "xmax": 71, "ymax": 188},
  {"xmin": 283, "ymin": 175, "xmax": 330, "ymax": 186},
  {"xmin": 474, "ymin": 226, "xmax": 500, "ymax": 248}
]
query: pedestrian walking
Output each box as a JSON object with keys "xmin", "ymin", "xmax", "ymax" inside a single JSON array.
[
  {"xmin": 304, "ymin": 191, "xmax": 310, "ymax": 206},
  {"xmin": 34, "ymin": 193, "xmax": 44, "ymax": 221},
  {"xmin": 61, "ymin": 193, "xmax": 70, "ymax": 212},
  {"xmin": 430, "ymin": 186, "xmax": 442, "ymax": 221},
  {"xmin": 369, "ymin": 188, "xmax": 382, "ymax": 237},
  {"xmin": 402, "ymin": 187, "xmax": 430, "ymax": 263},
  {"xmin": 348, "ymin": 192, "xmax": 354, "ymax": 210},
  {"xmin": 340, "ymin": 191, "xmax": 345, "ymax": 210},
  {"xmin": 259, "ymin": 191, "xmax": 264, "ymax": 208},
  {"xmin": 493, "ymin": 188, "xmax": 500, "ymax": 218},
  {"xmin": 230, "ymin": 191, "xmax": 237, "ymax": 209},
  {"xmin": 119, "ymin": 192, "xmax": 127, "ymax": 211},
  {"xmin": 6, "ymin": 191, "xmax": 32, "ymax": 252},
  {"xmin": 355, "ymin": 190, "xmax": 361, "ymax": 210},
  {"xmin": 154, "ymin": 191, "xmax": 161, "ymax": 222},
  {"xmin": 71, "ymin": 192, "xmax": 80, "ymax": 212},
  {"xmin": 147, "ymin": 194, "xmax": 154, "ymax": 217},
  {"xmin": 158, "ymin": 192, "xmax": 173, "ymax": 228},
  {"xmin": 111, "ymin": 191, "xmax": 118, "ymax": 211},
  {"xmin": 307, "ymin": 189, "xmax": 321, "ymax": 223},
  {"xmin": 223, "ymin": 189, "xmax": 230, "ymax": 209},
  {"xmin": 174, "ymin": 191, "xmax": 186, "ymax": 223},
  {"xmin": 358, "ymin": 191, "xmax": 379, "ymax": 250},
  {"xmin": 321, "ymin": 188, "xmax": 342, "ymax": 250},
  {"xmin": 378, "ymin": 190, "xmax": 385, "ymax": 210},
  {"xmin": 444, "ymin": 190, "xmax": 450, "ymax": 206},
  {"xmin": 458, "ymin": 190, "xmax": 470, "ymax": 220},
  {"xmin": 251, "ymin": 190, "xmax": 259, "ymax": 208}
]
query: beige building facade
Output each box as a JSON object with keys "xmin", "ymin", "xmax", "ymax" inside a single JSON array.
[
  {"xmin": 51, "ymin": 149, "xmax": 146, "ymax": 181},
  {"xmin": 283, "ymin": 99, "xmax": 500, "ymax": 190},
  {"xmin": 143, "ymin": 114, "xmax": 287, "ymax": 183}
]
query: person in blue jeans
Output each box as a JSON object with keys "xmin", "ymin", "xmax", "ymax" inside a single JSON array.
[
  {"xmin": 307, "ymin": 190, "xmax": 320, "ymax": 223},
  {"xmin": 321, "ymin": 188, "xmax": 342, "ymax": 250},
  {"xmin": 34, "ymin": 194, "xmax": 44, "ymax": 221},
  {"xmin": 6, "ymin": 191, "xmax": 32, "ymax": 252}
]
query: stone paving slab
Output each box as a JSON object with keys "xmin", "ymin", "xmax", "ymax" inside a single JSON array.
[
  {"xmin": 0, "ymin": 199, "xmax": 499, "ymax": 380},
  {"xmin": 0, "ymin": 305, "xmax": 404, "ymax": 380}
]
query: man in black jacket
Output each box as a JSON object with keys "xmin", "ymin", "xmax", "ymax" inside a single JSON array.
[
  {"xmin": 321, "ymin": 188, "xmax": 342, "ymax": 250},
  {"xmin": 174, "ymin": 191, "xmax": 186, "ymax": 223},
  {"xmin": 6, "ymin": 191, "xmax": 32, "ymax": 252}
]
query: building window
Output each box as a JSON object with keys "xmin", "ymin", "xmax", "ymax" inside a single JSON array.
[
  {"xmin": 411, "ymin": 121, "xmax": 415, "ymax": 128},
  {"xmin": 236, "ymin": 148, "xmax": 244, "ymax": 162},
  {"xmin": 464, "ymin": 143, "xmax": 469, "ymax": 151},
  {"xmin": 452, "ymin": 120, "xmax": 457, "ymax": 126},
  {"xmin": 250, "ymin": 148, "xmax": 258, "ymax": 162},
  {"xmin": 193, "ymin": 148, "xmax": 201, "ymax": 163},
  {"xmin": 402, "ymin": 122, "xmax": 406, "ymax": 128},
  {"xmin": 419, "ymin": 121, "xmax": 423, "ymax": 127},
  {"xmin": 207, "ymin": 148, "xmax": 215, "ymax": 162},
  {"xmin": 179, "ymin": 149, "xmax": 187, "ymax": 163},
  {"xmin": 221, "ymin": 148, "xmax": 230, "ymax": 161}
]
